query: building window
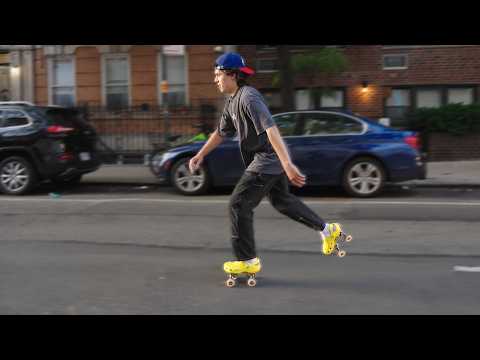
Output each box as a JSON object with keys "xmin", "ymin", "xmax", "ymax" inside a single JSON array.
[
  {"xmin": 295, "ymin": 88, "xmax": 345, "ymax": 110},
  {"xmin": 448, "ymin": 87, "xmax": 474, "ymax": 105},
  {"xmin": 383, "ymin": 54, "xmax": 408, "ymax": 70},
  {"xmin": 161, "ymin": 55, "xmax": 186, "ymax": 107},
  {"xmin": 49, "ymin": 57, "xmax": 75, "ymax": 107},
  {"xmin": 385, "ymin": 89, "xmax": 412, "ymax": 127},
  {"xmin": 417, "ymin": 88, "xmax": 442, "ymax": 108},
  {"xmin": 103, "ymin": 55, "xmax": 130, "ymax": 110},
  {"xmin": 257, "ymin": 58, "xmax": 278, "ymax": 73},
  {"xmin": 321, "ymin": 90, "xmax": 344, "ymax": 108},
  {"xmin": 295, "ymin": 89, "xmax": 312, "ymax": 110},
  {"xmin": 262, "ymin": 91, "xmax": 282, "ymax": 113},
  {"xmin": 256, "ymin": 45, "xmax": 278, "ymax": 52}
]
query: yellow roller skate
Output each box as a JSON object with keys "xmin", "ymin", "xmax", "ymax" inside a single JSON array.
[
  {"xmin": 223, "ymin": 258, "xmax": 262, "ymax": 288},
  {"xmin": 321, "ymin": 223, "xmax": 353, "ymax": 258}
]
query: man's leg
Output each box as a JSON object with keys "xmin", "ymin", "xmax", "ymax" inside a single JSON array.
[
  {"xmin": 229, "ymin": 172, "xmax": 277, "ymax": 261},
  {"xmin": 267, "ymin": 174, "xmax": 326, "ymax": 231}
]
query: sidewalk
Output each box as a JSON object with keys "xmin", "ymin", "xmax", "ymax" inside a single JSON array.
[{"xmin": 81, "ymin": 160, "xmax": 480, "ymax": 188}]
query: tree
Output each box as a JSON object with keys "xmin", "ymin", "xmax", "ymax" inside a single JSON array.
[
  {"xmin": 291, "ymin": 47, "xmax": 348, "ymax": 107},
  {"xmin": 277, "ymin": 46, "xmax": 295, "ymax": 112}
]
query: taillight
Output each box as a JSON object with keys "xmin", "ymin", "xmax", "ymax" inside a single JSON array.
[
  {"xmin": 404, "ymin": 134, "xmax": 421, "ymax": 150},
  {"xmin": 57, "ymin": 153, "xmax": 74, "ymax": 161},
  {"xmin": 47, "ymin": 125, "xmax": 75, "ymax": 134}
]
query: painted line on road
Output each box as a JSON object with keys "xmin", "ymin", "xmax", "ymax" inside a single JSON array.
[
  {"xmin": 453, "ymin": 266, "xmax": 480, "ymax": 272},
  {"xmin": 3, "ymin": 197, "xmax": 480, "ymax": 207}
]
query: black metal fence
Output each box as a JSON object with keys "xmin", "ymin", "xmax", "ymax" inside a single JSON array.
[{"xmin": 78, "ymin": 103, "xmax": 219, "ymax": 164}]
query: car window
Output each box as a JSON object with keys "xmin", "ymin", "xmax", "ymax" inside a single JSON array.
[
  {"xmin": 301, "ymin": 113, "xmax": 363, "ymax": 136},
  {"xmin": 273, "ymin": 113, "xmax": 302, "ymax": 136},
  {"xmin": 1, "ymin": 110, "xmax": 30, "ymax": 128}
]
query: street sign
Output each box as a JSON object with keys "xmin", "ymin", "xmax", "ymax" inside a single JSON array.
[{"xmin": 163, "ymin": 45, "xmax": 185, "ymax": 56}]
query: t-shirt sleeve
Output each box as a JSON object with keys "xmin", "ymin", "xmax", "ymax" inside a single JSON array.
[
  {"xmin": 217, "ymin": 105, "xmax": 236, "ymax": 138},
  {"xmin": 244, "ymin": 93, "xmax": 276, "ymax": 135}
]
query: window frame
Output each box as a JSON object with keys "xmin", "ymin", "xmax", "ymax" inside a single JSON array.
[
  {"xmin": 294, "ymin": 87, "xmax": 347, "ymax": 111},
  {"xmin": 273, "ymin": 111, "xmax": 367, "ymax": 138},
  {"xmin": 0, "ymin": 109, "xmax": 33, "ymax": 130},
  {"xmin": 157, "ymin": 51, "xmax": 189, "ymax": 107},
  {"xmin": 48, "ymin": 55, "xmax": 76, "ymax": 107},
  {"xmin": 101, "ymin": 53, "xmax": 132, "ymax": 109},
  {"xmin": 256, "ymin": 58, "xmax": 279, "ymax": 73},
  {"xmin": 383, "ymin": 54, "xmax": 408, "ymax": 70}
]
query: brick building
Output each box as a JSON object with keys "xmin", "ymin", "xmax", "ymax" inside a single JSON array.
[
  {"xmin": 239, "ymin": 45, "xmax": 480, "ymax": 128},
  {"xmin": 2, "ymin": 45, "xmax": 479, "ymax": 125}
]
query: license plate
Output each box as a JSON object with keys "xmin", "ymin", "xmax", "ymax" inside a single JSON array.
[{"xmin": 79, "ymin": 152, "xmax": 91, "ymax": 161}]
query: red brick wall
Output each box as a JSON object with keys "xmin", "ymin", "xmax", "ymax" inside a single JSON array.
[
  {"xmin": 130, "ymin": 45, "xmax": 158, "ymax": 106},
  {"xmin": 428, "ymin": 133, "xmax": 480, "ymax": 161},
  {"xmin": 188, "ymin": 45, "xmax": 223, "ymax": 106},
  {"xmin": 34, "ymin": 48, "xmax": 48, "ymax": 105},
  {"xmin": 76, "ymin": 46, "xmax": 101, "ymax": 106},
  {"xmin": 239, "ymin": 45, "xmax": 480, "ymax": 119}
]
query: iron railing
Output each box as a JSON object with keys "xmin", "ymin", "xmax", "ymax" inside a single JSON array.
[{"xmin": 77, "ymin": 103, "xmax": 219, "ymax": 164}]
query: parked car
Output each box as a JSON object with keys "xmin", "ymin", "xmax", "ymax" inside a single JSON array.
[
  {"xmin": 152, "ymin": 110, "xmax": 426, "ymax": 198},
  {"xmin": 0, "ymin": 102, "xmax": 101, "ymax": 195}
]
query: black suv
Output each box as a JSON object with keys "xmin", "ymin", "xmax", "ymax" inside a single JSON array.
[{"xmin": 0, "ymin": 102, "xmax": 101, "ymax": 195}]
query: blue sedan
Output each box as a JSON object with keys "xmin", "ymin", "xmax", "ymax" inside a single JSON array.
[{"xmin": 152, "ymin": 110, "xmax": 426, "ymax": 197}]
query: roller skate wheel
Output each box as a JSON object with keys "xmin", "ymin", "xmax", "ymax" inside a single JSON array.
[
  {"xmin": 337, "ymin": 250, "xmax": 347, "ymax": 258},
  {"xmin": 226, "ymin": 278, "xmax": 236, "ymax": 288},
  {"xmin": 247, "ymin": 278, "xmax": 257, "ymax": 287},
  {"xmin": 345, "ymin": 235, "xmax": 353, "ymax": 243}
]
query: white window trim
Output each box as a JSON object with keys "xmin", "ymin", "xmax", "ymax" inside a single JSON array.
[
  {"xmin": 257, "ymin": 58, "xmax": 278, "ymax": 73},
  {"xmin": 157, "ymin": 51, "xmax": 189, "ymax": 106},
  {"xmin": 101, "ymin": 53, "xmax": 131, "ymax": 108},
  {"xmin": 47, "ymin": 55, "xmax": 76, "ymax": 106},
  {"xmin": 383, "ymin": 54, "xmax": 408, "ymax": 70}
]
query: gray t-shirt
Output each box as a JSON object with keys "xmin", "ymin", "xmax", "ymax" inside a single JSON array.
[{"xmin": 217, "ymin": 86, "xmax": 284, "ymax": 175}]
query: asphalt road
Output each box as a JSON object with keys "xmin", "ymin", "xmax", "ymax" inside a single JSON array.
[{"xmin": 1, "ymin": 183, "xmax": 480, "ymax": 314}]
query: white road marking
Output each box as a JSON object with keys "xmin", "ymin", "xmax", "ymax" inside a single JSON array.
[
  {"xmin": 453, "ymin": 266, "xmax": 480, "ymax": 272},
  {"xmin": 2, "ymin": 198, "xmax": 480, "ymax": 207}
]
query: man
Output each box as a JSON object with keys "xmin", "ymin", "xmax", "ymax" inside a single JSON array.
[{"xmin": 189, "ymin": 52, "xmax": 348, "ymax": 275}]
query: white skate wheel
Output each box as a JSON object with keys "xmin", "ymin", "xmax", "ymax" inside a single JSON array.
[
  {"xmin": 247, "ymin": 278, "xmax": 257, "ymax": 287},
  {"xmin": 226, "ymin": 278, "xmax": 236, "ymax": 288},
  {"xmin": 346, "ymin": 235, "xmax": 353, "ymax": 242},
  {"xmin": 337, "ymin": 250, "xmax": 346, "ymax": 258}
]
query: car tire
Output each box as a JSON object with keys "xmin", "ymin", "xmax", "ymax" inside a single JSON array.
[
  {"xmin": 0, "ymin": 156, "xmax": 38, "ymax": 195},
  {"xmin": 342, "ymin": 157, "xmax": 385, "ymax": 198},
  {"xmin": 171, "ymin": 157, "xmax": 210, "ymax": 196}
]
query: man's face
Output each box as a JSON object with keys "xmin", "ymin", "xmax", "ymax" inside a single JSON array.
[{"xmin": 214, "ymin": 69, "xmax": 237, "ymax": 95}]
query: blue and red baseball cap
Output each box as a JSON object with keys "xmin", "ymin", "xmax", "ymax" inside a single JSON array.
[{"xmin": 215, "ymin": 52, "xmax": 255, "ymax": 76}]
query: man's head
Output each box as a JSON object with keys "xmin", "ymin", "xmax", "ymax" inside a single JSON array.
[{"xmin": 214, "ymin": 53, "xmax": 255, "ymax": 95}]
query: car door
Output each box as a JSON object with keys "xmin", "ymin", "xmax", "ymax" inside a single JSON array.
[{"xmin": 293, "ymin": 112, "xmax": 365, "ymax": 184}]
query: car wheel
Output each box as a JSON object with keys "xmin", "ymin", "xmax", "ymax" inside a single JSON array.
[
  {"xmin": 171, "ymin": 157, "xmax": 210, "ymax": 195},
  {"xmin": 0, "ymin": 156, "xmax": 38, "ymax": 195},
  {"xmin": 342, "ymin": 157, "xmax": 385, "ymax": 198}
]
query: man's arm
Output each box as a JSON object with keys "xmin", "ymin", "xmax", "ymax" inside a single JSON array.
[
  {"xmin": 266, "ymin": 126, "xmax": 306, "ymax": 188},
  {"xmin": 189, "ymin": 129, "xmax": 225, "ymax": 173}
]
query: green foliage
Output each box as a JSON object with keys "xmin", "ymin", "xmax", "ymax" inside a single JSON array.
[
  {"xmin": 291, "ymin": 47, "xmax": 349, "ymax": 76},
  {"xmin": 408, "ymin": 103, "xmax": 480, "ymax": 136},
  {"xmin": 272, "ymin": 47, "xmax": 348, "ymax": 90}
]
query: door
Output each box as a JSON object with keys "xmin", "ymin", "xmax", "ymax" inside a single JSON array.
[
  {"xmin": 293, "ymin": 112, "xmax": 364, "ymax": 184},
  {"xmin": 0, "ymin": 66, "xmax": 10, "ymax": 100}
]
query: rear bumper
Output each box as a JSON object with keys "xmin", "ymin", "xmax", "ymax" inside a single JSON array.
[
  {"xmin": 42, "ymin": 152, "xmax": 102, "ymax": 180},
  {"xmin": 389, "ymin": 154, "xmax": 427, "ymax": 182}
]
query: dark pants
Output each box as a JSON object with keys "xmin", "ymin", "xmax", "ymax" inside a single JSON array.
[{"xmin": 229, "ymin": 171, "xmax": 326, "ymax": 261}]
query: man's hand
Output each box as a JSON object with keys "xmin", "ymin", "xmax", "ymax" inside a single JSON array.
[
  {"xmin": 189, "ymin": 155, "xmax": 204, "ymax": 173},
  {"xmin": 285, "ymin": 163, "xmax": 306, "ymax": 188}
]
